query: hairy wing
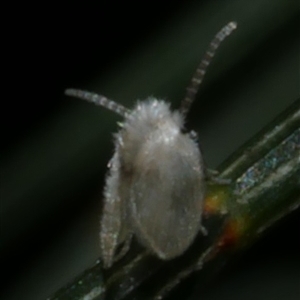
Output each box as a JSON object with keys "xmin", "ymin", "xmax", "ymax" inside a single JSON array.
[{"xmin": 128, "ymin": 148, "xmax": 205, "ymax": 259}]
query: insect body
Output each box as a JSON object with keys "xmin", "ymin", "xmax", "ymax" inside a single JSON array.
[{"xmin": 65, "ymin": 22, "xmax": 237, "ymax": 268}]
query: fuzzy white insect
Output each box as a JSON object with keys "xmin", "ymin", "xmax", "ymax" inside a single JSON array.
[{"xmin": 65, "ymin": 21, "xmax": 237, "ymax": 269}]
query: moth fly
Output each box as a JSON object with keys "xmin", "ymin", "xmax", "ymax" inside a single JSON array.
[{"xmin": 65, "ymin": 21, "xmax": 237, "ymax": 268}]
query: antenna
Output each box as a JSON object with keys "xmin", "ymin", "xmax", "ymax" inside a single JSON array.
[
  {"xmin": 65, "ymin": 89, "xmax": 131, "ymax": 118},
  {"xmin": 180, "ymin": 21, "xmax": 237, "ymax": 117}
]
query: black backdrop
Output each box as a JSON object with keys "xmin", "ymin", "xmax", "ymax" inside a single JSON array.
[{"xmin": 1, "ymin": 1, "xmax": 299, "ymax": 299}]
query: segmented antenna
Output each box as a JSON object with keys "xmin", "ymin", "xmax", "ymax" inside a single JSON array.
[
  {"xmin": 180, "ymin": 21, "xmax": 237, "ymax": 117},
  {"xmin": 65, "ymin": 89, "xmax": 131, "ymax": 118}
]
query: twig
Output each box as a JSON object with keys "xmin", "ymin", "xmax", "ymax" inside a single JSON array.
[{"xmin": 47, "ymin": 99, "xmax": 300, "ymax": 300}]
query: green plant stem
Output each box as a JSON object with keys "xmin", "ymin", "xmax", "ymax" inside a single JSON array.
[{"xmin": 47, "ymin": 99, "xmax": 300, "ymax": 300}]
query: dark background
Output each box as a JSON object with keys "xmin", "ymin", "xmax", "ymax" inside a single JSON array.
[{"xmin": 1, "ymin": 1, "xmax": 299, "ymax": 299}]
